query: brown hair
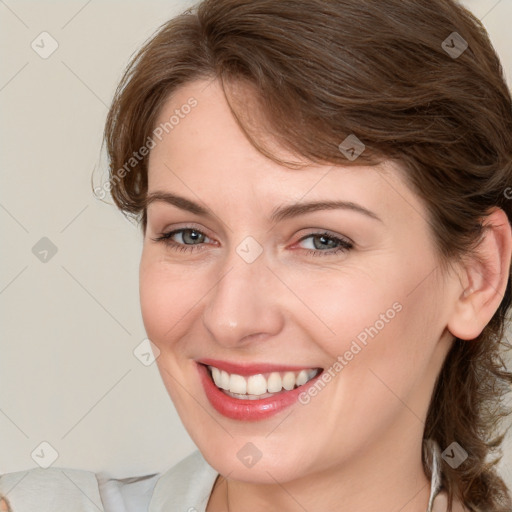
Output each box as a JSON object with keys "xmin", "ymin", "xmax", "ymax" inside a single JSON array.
[{"xmin": 98, "ymin": 0, "xmax": 512, "ymax": 509}]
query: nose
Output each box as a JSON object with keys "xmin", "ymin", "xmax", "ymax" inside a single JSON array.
[{"xmin": 201, "ymin": 248, "xmax": 285, "ymax": 348}]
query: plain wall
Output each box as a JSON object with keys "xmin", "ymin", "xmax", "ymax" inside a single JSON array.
[{"xmin": 1, "ymin": 0, "xmax": 511, "ymax": 488}]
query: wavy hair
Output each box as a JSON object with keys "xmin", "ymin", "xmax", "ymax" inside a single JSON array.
[{"xmin": 99, "ymin": 1, "xmax": 512, "ymax": 509}]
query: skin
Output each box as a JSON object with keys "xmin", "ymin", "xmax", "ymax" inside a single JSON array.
[
  {"xmin": 139, "ymin": 77, "xmax": 511, "ymax": 512},
  {"xmin": 0, "ymin": 497, "xmax": 12, "ymax": 512}
]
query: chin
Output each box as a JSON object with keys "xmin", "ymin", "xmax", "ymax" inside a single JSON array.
[{"xmin": 188, "ymin": 428, "xmax": 320, "ymax": 484}]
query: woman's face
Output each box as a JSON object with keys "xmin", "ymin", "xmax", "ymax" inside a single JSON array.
[{"xmin": 140, "ymin": 78, "xmax": 459, "ymax": 484}]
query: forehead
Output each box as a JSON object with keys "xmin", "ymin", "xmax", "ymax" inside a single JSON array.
[{"xmin": 147, "ymin": 78, "xmax": 426, "ymax": 228}]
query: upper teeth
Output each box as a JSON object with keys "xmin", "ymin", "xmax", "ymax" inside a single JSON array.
[{"xmin": 208, "ymin": 366, "xmax": 319, "ymax": 396}]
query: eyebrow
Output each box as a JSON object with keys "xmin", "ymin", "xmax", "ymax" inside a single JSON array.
[{"xmin": 145, "ymin": 191, "xmax": 382, "ymax": 223}]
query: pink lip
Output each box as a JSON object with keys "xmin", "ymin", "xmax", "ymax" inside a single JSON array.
[
  {"xmin": 196, "ymin": 361, "xmax": 324, "ymax": 421},
  {"xmin": 196, "ymin": 358, "xmax": 318, "ymax": 376}
]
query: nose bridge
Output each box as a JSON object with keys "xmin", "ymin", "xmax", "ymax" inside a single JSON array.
[{"xmin": 201, "ymin": 241, "xmax": 283, "ymax": 346}]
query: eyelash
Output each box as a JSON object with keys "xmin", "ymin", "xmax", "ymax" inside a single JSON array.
[{"xmin": 151, "ymin": 226, "xmax": 354, "ymax": 257}]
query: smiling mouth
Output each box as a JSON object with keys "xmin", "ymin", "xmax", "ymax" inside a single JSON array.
[{"xmin": 204, "ymin": 364, "xmax": 323, "ymax": 400}]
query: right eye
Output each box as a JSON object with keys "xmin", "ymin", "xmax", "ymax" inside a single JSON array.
[{"xmin": 151, "ymin": 227, "xmax": 214, "ymax": 253}]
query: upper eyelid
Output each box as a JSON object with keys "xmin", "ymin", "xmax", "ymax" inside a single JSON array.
[{"xmin": 153, "ymin": 223, "xmax": 213, "ymax": 238}]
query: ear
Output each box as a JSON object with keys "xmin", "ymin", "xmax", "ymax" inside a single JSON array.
[{"xmin": 447, "ymin": 207, "xmax": 512, "ymax": 340}]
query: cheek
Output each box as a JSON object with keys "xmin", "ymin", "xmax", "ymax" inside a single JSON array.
[
  {"xmin": 139, "ymin": 254, "xmax": 209, "ymax": 347},
  {"xmin": 293, "ymin": 259, "xmax": 439, "ymax": 382},
  {"xmin": 290, "ymin": 275, "xmax": 440, "ymax": 451},
  {"xmin": 282, "ymin": 265, "xmax": 404, "ymax": 358},
  {"xmin": 336, "ymin": 287, "xmax": 439, "ymax": 412}
]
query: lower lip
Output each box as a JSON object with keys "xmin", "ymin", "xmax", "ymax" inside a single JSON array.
[{"xmin": 197, "ymin": 363, "xmax": 323, "ymax": 421}]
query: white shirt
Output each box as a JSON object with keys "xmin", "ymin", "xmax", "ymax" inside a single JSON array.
[{"xmin": 0, "ymin": 440, "xmax": 458, "ymax": 512}]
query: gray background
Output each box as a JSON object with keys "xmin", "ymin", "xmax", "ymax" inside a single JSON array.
[{"xmin": 0, "ymin": 0, "xmax": 511, "ymax": 487}]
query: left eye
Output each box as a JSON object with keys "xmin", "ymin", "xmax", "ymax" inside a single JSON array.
[
  {"xmin": 151, "ymin": 228, "xmax": 353, "ymax": 257},
  {"xmin": 296, "ymin": 232, "xmax": 353, "ymax": 255}
]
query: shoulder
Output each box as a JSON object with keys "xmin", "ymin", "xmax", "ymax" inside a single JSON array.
[
  {"xmin": 453, "ymin": 497, "xmax": 469, "ymax": 512},
  {"xmin": 432, "ymin": 491, "xmax": 471, "ymax": 512},
  {"xmin": 0, "ymin": 467, "xmax": 103, "ymax": 511},
  {"xmin": 148, "ymin": 450, "xmax": 219, "ymax": 512},
  {"xmin": 0, "ymin": 452, "xmax": 218, "ymax": 512},
  {"xmin": 1, "ymin": 465, "xmax": 163, "ymax": 512}
]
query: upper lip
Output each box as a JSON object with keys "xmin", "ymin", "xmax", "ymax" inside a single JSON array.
[{"xmin": 197, "ymin": 358, "xmax": 322, "ymax": 376}]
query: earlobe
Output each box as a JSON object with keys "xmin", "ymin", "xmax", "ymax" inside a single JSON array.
[{"xmin": 447, "ymin": 207, "xmax": 512, "ymax": 341}]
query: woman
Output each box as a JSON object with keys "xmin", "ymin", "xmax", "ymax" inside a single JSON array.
[{"xmin": 100, "ymin": 0, "xmax": 512, "ymax": 510}]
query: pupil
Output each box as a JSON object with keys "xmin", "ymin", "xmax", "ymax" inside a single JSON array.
[
  {"xmin": 317, "ymin": 235, "xmax": 331, "ymax": 249},
  {"xmin": 187, "ymin": 230, "xmax": 201, "ymax": 243}
]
